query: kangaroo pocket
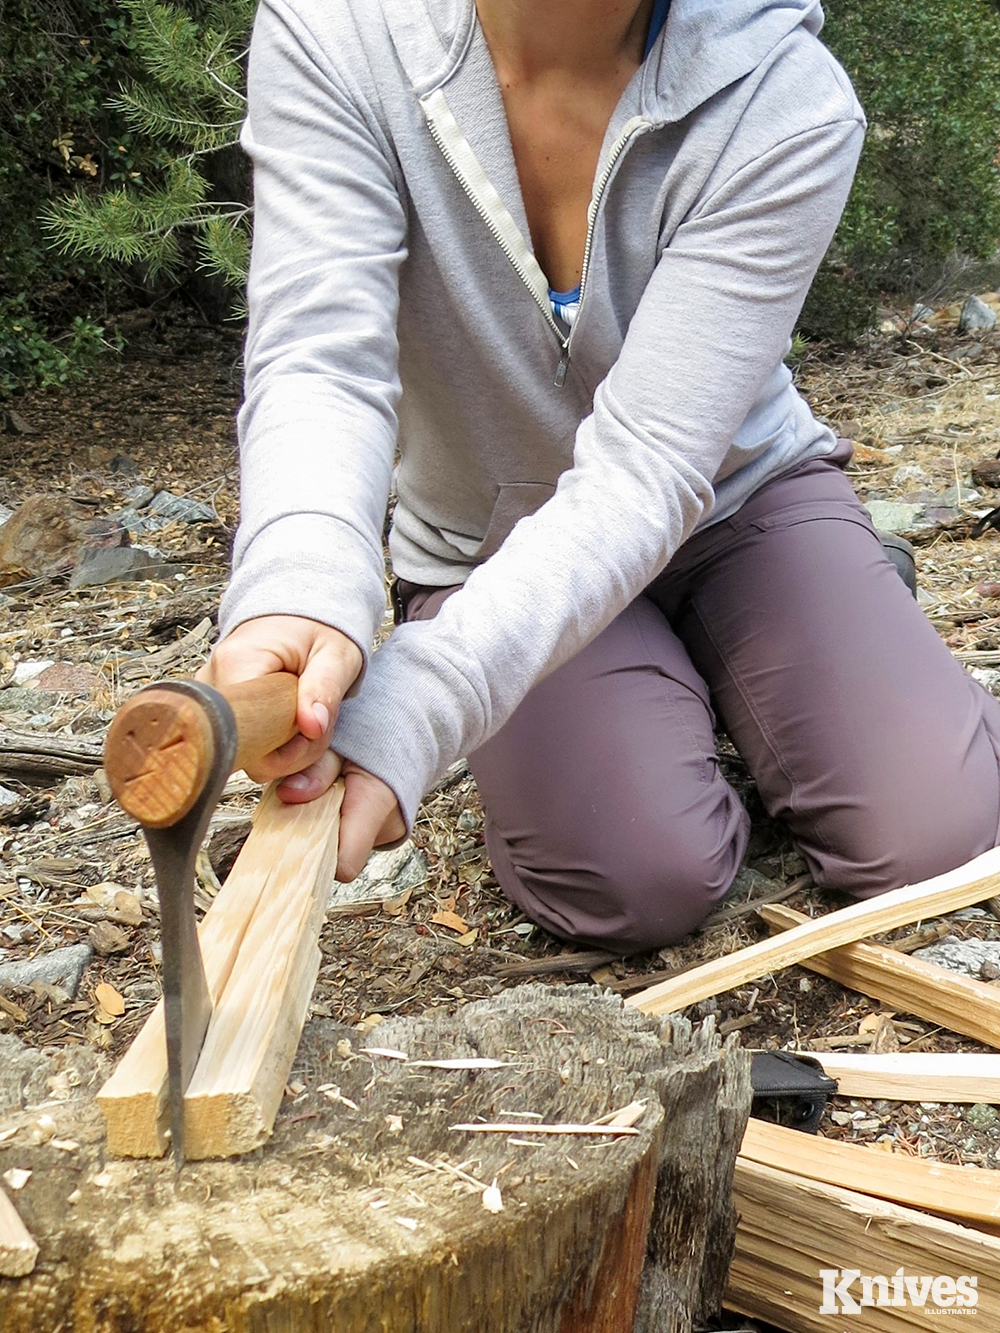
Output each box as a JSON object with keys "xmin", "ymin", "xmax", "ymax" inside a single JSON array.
[{"xmin": 471, "ymin": 482, "xmax": 557, "ymax": 561}]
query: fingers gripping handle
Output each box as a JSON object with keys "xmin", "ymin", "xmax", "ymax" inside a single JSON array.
[{"xmin": 105, "ymin": 673, "xmax": 300, "ymax": 827}]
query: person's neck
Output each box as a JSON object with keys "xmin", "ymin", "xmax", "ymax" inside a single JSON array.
[{"xmin": 475, "ymin": 0, "xmax": 653, "ymax": 82}]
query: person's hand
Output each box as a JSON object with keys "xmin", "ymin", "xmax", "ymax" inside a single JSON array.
[
  {"xmin": 277, "ymin": 749, "xmax": 407, "ymax": 881},
  {"xmin": 198, "ymin": 615, "xmax": 362, "ymax": 785},
  {"xmin": 199, "ymin": 615, "xmax": 405, "ymax": 880}
]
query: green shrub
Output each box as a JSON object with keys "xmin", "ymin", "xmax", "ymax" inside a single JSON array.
[
  {"xmin": 803, "ymin": 0, "xmax": 1000, "ymax": 341},
  {"xmin": 44, "ymin": 0, "xmax": 253, "ymax": 309}
]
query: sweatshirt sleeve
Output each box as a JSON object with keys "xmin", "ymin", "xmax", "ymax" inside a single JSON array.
[
  {"xmin": 332, "ymin": 114, "xmax": 865, "ymax": 827},
  {"xmin": 217, "ymin": 0, "xmax": 405, "ymax": 667}
]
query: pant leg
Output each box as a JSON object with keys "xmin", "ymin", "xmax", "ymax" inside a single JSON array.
[
  {"xmin": 650, "ymin": 458, "xmax": 1000, "ymax": 898},
  {"xmin": 404, "ymin": 585, "xmax": 749, "ymax": 952}
]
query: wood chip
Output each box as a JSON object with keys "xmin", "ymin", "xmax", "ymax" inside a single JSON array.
[
  {"xmin": 481, "ymin": 1180, "xmax": 504, "ymax": 1213},
  {"xmin": 361, "ymin": 1047, "xmax": 409, "ymax": 1061},
  {"xmin": 452, "ymin": 1122, "xmax": 641, "ymax": 1137},
  {"xmin": 2, "ymin": 1169, "xmax": 31, "ymax": 1191},
  {"xmin": 409, "ymin": 1058, "xmax": 509, "ymax": 1071}
]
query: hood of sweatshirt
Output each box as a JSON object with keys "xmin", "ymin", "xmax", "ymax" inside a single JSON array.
[{"xmin": 379, "ymin": 0, "xmax": 825, "ymax": 123}]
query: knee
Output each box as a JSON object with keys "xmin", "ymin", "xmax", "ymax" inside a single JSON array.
[{"xmin": 487, "ymin": 816, "xmax": 748, "ymax": 953}]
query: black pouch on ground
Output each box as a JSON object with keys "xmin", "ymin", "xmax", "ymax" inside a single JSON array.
[{"xmin": 749, "ymin": 1050, "xmax": 838, "ymax": 1134}]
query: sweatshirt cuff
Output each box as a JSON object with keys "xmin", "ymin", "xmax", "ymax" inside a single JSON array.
[
  {"xmin": 331, "ymin": 636, "xmax": 449, "ymax": 831},
  {"xmin": 218, "ymin": 512, "xmax": 388, "ymax": 677}
]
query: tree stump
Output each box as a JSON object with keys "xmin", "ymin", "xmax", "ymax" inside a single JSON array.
[{"xmin": 0, "ymin": 985, "xmax": 749, "ymax": 1332}]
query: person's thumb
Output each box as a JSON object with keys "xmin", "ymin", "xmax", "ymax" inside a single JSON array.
[{"xmin": 295, "ymin": 634, "xmax": 363, "ymax": 742}]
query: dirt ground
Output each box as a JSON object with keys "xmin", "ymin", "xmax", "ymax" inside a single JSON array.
[{"xmin": 1, "ymin": 303, "xmax": 999, "ymax": 1330}]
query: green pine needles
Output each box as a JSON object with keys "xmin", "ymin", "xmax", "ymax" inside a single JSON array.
[{"xmin": 44, "ymin": 0, "xmax": 252, "ymax": 297}]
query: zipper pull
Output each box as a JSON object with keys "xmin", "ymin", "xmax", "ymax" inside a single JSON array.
[{"xmin": 554, "ymin": 343, "xmax": 570, "ymax": 388}]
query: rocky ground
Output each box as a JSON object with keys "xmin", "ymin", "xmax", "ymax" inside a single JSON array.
[{"xmin": 0, "ymin": 299, "xmax": 999, "ymax": 1330}]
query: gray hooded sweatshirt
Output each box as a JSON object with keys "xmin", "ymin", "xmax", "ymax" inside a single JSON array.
[{"xmin": 219, "ymin": 0, "xmax": 866, "ymax": 827}]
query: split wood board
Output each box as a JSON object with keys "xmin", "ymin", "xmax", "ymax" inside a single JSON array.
[
  {"xmin": 98, "ymin": 781, "xmax": 343, "ymax": 1158},
  {"xmin": 762, "ymin": 901, "xmax": 1000, "ymax": 1048},
  {"xmin": 741, "ymin": 1117, "xmax": 1000, "ymax": 1228},
  {"xmin": 627, "ymin": 845, "xmax": 1000, "ymax": 1016},
  {"xmin": 728, "ymin": 1157, "xmax": 1000, "ymax": 1331},
  {"xmin": 0, "ymin": 1186, "xmax": 37, "ymax": 1278},
  {"xmin": 796, "ymin": 1052, "xmax": 1000, "ymax": 1103}
]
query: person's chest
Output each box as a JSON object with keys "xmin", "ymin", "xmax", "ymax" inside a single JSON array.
[{"xmin": 496, "ymin": 69, "xmax": 640, "ymax": 294}]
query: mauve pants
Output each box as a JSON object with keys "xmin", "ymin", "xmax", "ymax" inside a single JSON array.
[{"xmin": 400, "ymin": 446, "xmax": 1000, "ymax": 953}]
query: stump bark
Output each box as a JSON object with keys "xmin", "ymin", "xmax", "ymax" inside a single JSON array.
[{"xmin": 0, "ymin": 985, "xmax": 749, "ymax": 1332}]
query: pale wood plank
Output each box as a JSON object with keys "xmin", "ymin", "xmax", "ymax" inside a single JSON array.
[
  {"xmin": 792, "ymin": 1052, "xmax": 1000, "ymax": 1104},
  {"xmin": 181, "ymin": 781, "xmax": 343, "ymax": 1158},
  {"xmin": 728, "ymin": 1157, "xmax": 1000, "ymax": 1331},
  {"xmin": 0, "ymin": 1186, "xmax": 37, "ymax": 1278},
  {"xmin": 627, "ymin": 847, "xmax": 1000, "ymax": 1016},
  {"xmin": 98, "ymin": 781, "xmax": 343, "ymax": 1158},
  {"xmin": 761, "ymin": 901, "xmax": 1000, "ymax": 1048},
  {"xmin": 741, "ymin": 1118, "xmax": 1000, "ymax": 1227}
]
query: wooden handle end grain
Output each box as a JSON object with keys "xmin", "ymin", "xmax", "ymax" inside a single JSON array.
[
  {"xmin": 105, "ymin": 673, "xmax": 301, "ymax": 828},
  {"xmin": 104, "ymin": 688, "xmax": 215, "ymax": 827}
]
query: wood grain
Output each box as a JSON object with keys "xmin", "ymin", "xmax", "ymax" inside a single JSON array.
[
  {"xmin": 627, "ymin": 848, "xmax": 1000, "ymax": 1015},
  {"xmin": 0, "ymin": 1186, "xmax": 37, "ymax": 1278},
  {"xmin": 761, "ymin": 901, "xmax": 1000, "ymax": 1048},
  {"xmin": 98, "ymin": 781, "xmax": 343, "ymax": 1157}
]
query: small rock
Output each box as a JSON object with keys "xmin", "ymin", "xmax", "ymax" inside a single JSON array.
[
  {"xmin": 981, "ymin": 959, "xmax": 1000, "ymax": 981},
  {"xmin": 123, "ymin": 484, "xmax": 155, "ymax": 509},
  {"xmin": 328, "ymin": 841, "xmax": 429, "ymax": 909},
  {"xmin": 11, "ymin": 660, "xmax": 54, "ymax": 687},
  {"xmin": 965, "ymin": 1103, "xmax": 998, "ymax": 1129},
  {"xmin": 971, "ymin": 458, "xmax": 1000, "ymax": 490},
  {"xmin": 147, "ymin": 490, "xmax": 215, "ymax": 524},
  {"xmin": 939, "ymin": 485, "xmax": 980, "ymax": 507},
  {"xmin": 1, "ymin": 409, "xmax": 38, "ymax": 436},
  {"xmin": 0, "ymin": 944, "xmax": 92, "ymax": 998},
  {"xmin": 910, "ymin": 302, "xmax": 934, "ymax": 325},
  {"xmin": 955, "ymin": 342, "xmax": 986, "ymax": 362},
  {"xmin": 110, "ymin": 454, "xmax": 139, "ymax": 476},
  {"xmin": 969, "ymin": 667, "xmax": 1000, "ymax": 696},
  {"xmin": 69, "ymin": 545, "xmax": 175, "ymax": 589},
  {"xmin": 914, "ymin": 937, "xmax": 1000, "ymax": 976},
  {"xmin": 959, "ymin": 295, "xmax": 997, "ymax": 334},
  {"xmin": 0, "ymin": 784, "xmax": 19, "ymax": 809},
  {"xmin": 0, "ymin": 505, "xmax": 13, "ymax": 529},
  {"xmin": 0, "ymin": 496, "xmax": 128, "ymax": 580},
  {"xmin": 33, "ymin": 662, "xmax": 98, "ymax": 696},
  {"xmin": 0, "ymin": 688, "xmax": 62, "ymax": 714},
  {"xmin": 864, "ymin": 500, "xmax": 924, "ymax": 535},
  {"xmin": 975, "ymin": 582, "xmax": 1000, "ymax": 600},
  {"xmin": 87, "ymin": 921, "xmax": 130, "ymax": 956}
]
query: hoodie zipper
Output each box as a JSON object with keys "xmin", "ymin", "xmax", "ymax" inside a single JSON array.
[{"xmin": 420, "ymin": 88, "xmax": 649, "ymax": 387}]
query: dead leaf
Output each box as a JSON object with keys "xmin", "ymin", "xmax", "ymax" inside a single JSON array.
[
  {"xmin": 430, "ymin": 909, "xmax": 469, "ymax": 934},
  {"xmin": 95, "ymin": 982, "xmax": 125, "ymax": 1017},
  {"xmin": 454, "ymin": 928, "xmax": 479, "ymax": 947},
  {"xmin": 858, "ymin": 1011, "xmax": 894, "ymax": 1036}
]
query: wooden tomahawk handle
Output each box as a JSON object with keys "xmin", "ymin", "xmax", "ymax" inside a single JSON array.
[{"xmin": 104, "ymin": 673, "xmax": 300, "ymax": 828}]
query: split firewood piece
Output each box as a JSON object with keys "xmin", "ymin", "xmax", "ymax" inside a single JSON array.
[
  {"xmin": 0, "ymin": 1185, "xmax": 38, "ymax": 1278},
  {"xmin": 741, "ymin": 1118, "xmax": 1000, "ymax": 1229},
  {"xmin": 795, "ymin": 1052, "xmax": 1000, "ymax": 1104},
  {"xmin": 181, "ymin": 782, "xmax": 344, "ymax": 1158},
  {"xmin": 98, "ymin": 781, "xmax": 343, "ymax": 1158},
  {"xmin": 628, "ymin": 847, "xmax": 1000, "ymax": 1016},
  {"xmin": 728, "ymin": 1157, "xmax": 1000, "ymax": 1331},
  {"xmin": 761, "ymin": 901, "xmax": 1000, "ymax": 1048}
]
